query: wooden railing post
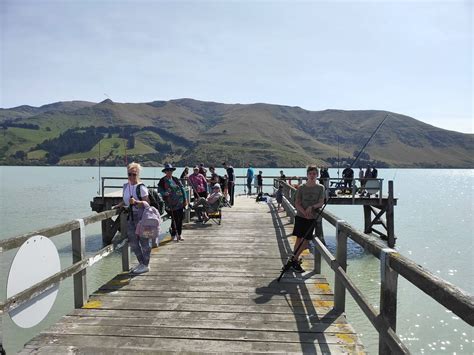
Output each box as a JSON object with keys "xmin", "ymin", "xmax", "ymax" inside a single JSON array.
[
  {"xmin": 387, "ymin": 181, "xmax": 395, "ymax": 248},
  {"xmin": 0, "ymin": 307, "xmax": 4, "ymax": 355},
  {"xmin": 379, "ymin": 248, "xmax": 398, "ymax": 354},
  {"xmin": 334, "ymin": 220, "xmax": 347, "ymax": 313},
  {"xmin": 72, "ymin": 219, "xmax": 87, "ymax": 308},
  {"xmin": 120, "ymin": 212, "xmax": 130, "ymax": 271}
]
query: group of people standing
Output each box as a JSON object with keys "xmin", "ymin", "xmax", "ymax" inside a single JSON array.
[
  {"xmin": 115, "ymin": 162, "xmax": 237, "ymax": 275},
  {"xmin": 345, "ymin": 165, "xmax": 378, "ymax": 189},
  {"xmin": 315, "ymin": 165, "xmax": 378, "ymax": 190},
  {"xmin": 245, "ymin": 166, "xmax": 263, "ymax": 195},
  {"xmin": 180, "ymin": 162, "xmax": 236, "ymax": 206}
]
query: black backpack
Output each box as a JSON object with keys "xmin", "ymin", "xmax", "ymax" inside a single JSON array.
[{"xmin": 136, "ymin": 184, "xmax": 165, "ymax": 215}]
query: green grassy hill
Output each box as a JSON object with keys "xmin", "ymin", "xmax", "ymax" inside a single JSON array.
[{"xmin": 1, "ymin": 98, "xmax": 472, "ymax": 168}]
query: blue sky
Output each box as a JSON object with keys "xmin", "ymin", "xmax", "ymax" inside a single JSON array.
[{"xmin": 1, "ymin": 0, "xmax": 472, "ymax": 133}]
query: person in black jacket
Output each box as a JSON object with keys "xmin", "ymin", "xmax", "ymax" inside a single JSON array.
[
  {"xmin": 342, "ymin": 165, "xmax": 354, "ymax": 188},
  {"xmin": 371, "ymin": 166, "xmax": 378, "ymax": 178},
  {"xmin": 222, "ymin": 162, "xmax": 235, "ymax": 206},
  {"xmin": 256, "ymin": 171, "xmax": 263, "ymax": 194}
]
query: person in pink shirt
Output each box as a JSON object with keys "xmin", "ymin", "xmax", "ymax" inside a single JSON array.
[{"xmin": 188, "ymin": 166, "xmax": 208, "ymax": 199}]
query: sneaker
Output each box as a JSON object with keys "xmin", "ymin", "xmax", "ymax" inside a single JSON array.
[
  {"xmin": 177, "ymin": 235, "xmax": 184, "ymax": 241},
  {"xmin": 291, "ymin": 259, "xmax": 305, "ymax": 273},
  {"xmin": 132, "ymin": 264, "xmax": 149, "ymax": 274},
  {"xmin": 130, "ymin": 264, "xmax": 142, "ymax": 273}
]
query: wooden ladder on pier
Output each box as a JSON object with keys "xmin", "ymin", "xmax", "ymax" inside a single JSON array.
[{"xmin": 21, "ymin": 196, "xmax": 364, "ymax": 354}]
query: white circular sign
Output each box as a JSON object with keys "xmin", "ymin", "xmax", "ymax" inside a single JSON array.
[{"xmin": 7, "ymin": 235, "xmax": 61, "ymax": 328}]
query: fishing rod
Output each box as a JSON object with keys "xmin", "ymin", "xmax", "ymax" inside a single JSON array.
[
  {"xmin": 98, "ymin": 140, "xmax": 101, "ymax": 195},
  {"xmin": 337, "ymin": 135, "xmax": 340, "ymax": 178},
  {"xmin": 277, "ymin": 113, "xmax": 390, "ymax": 282}
]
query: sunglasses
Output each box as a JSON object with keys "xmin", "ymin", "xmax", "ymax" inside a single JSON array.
[{"xmin": 128, "ymin": 173, "xmax": 137, "ymax": 177}]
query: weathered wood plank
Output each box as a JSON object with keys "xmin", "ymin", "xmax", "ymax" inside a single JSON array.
[
  {"xmin": 98, "ymin": 283, "xmax": 334, "ymax": 295},
  {"xmin": 22, "ymin": 335, "xmax": 365, "ymax": 354},
  {"xmin": 39, "ymin": 324, "xmax": 363, "ymax": 346},
  {"xmin": 55, "ymin": 315, "xmax": 354, "ymax": 333},
  {"xmin": 69, "ymin": 308, "xmax": 345, "ymax": 323},
  {"xmin": 89, "ymin": 294, "xmax": 335, "ymax": 307}
]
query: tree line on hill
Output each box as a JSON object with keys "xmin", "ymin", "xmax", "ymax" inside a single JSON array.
[{"xmin": 2, "ymin": 122, "xmax": 40, "ymax": 130}]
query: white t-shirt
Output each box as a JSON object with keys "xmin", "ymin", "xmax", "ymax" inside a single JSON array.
[{"xmin": 123, "ymin": 183, "xmax": 148, "ymax": 210}]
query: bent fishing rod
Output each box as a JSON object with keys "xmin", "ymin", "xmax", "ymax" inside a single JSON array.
[{"xmin": 277, "ymin": 113, "xmax": 390, "ymax": 282}]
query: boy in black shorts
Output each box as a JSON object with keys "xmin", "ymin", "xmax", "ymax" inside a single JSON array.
[{"xmin": 291, "ymin": 166, "xmax": 325, "ymax": 272}]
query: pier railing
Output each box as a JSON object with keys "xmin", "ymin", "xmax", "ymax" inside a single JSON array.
[
  {"xmin": 99, "ymin": 175, "xmax": 286, "ymax": 198},
  {"xmin": 274, "ymin": 178, "xmax": 474, "ymax": 354},
  {"xmin": 0, "ymin": 209, "xmax": 134, "ymax": 353}
]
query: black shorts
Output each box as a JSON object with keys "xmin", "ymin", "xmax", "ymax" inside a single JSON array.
[{"xmin": 292, "ymin": 215, "xmax": 316, "ymax": 240}]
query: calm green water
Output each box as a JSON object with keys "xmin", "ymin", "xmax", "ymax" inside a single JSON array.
[{"xmin": 0, "ymin": 166, "xmax": 473, "ymax": 354}]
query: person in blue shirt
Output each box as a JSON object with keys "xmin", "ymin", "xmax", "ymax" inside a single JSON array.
[{"xmin": 246, "ymin": 165, "xmax": 255, "ymax": 195}]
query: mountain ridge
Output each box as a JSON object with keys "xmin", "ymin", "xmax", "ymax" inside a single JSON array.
[{"xmin": 1, "ymin": 98, "xmax": 472, "ymax": 168}]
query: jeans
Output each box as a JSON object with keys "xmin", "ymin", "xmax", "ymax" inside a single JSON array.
[
  {"xmin": 127, "ymin": 210, "xmax": 151, "ymax": 266},
  {"xmin": 169, "ymin": 208, "xmax": 184, "ymax": 237}
]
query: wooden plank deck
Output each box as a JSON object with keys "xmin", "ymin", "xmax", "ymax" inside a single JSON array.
[{"xmin": 21, "ymin": 196, "xmax": 365, "ymax": 354}]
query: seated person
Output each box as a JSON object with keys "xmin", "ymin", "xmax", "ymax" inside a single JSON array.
[{"xmin": 194, "ymin": 184, "xmax": 223, "ymax": 222}]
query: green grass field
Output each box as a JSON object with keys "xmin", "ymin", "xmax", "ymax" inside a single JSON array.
[
  {"xmin": 61, "ymin": 136, "xmax": 157, "ymax": 162},
  {"xmin": 0, "ymin": 127, "xmax": 57, "ymax": 157}
]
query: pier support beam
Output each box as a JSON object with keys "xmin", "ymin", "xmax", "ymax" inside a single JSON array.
[
  {"xmin": 362, "ymin": 180, "xmax": 396, "ymax": 246},
  {"xmin": 364, "ymin": 206, "xmax": 372, "ymax": 234}
]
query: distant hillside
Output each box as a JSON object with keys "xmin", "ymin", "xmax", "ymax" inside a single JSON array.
[{"xmin": 0, "ymin": 98, "xmax": 472, "ymax": 168}]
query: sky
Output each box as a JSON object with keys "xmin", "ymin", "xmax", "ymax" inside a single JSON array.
[{"xmin": 1, "ymin": 0, "xmax": 472, "ymax": 133}]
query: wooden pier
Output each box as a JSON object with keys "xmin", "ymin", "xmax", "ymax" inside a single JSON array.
[
  {"xmin": 3, "ymin": 178, "xmax": 471, "ymax": 354},
  {"xmin": 19, "ymin": 197, "xmax": 365, "ymax": 354}
]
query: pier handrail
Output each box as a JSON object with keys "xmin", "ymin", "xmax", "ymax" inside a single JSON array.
[
  {"xmin": 274, "ymin": 178, "xmax": 474, "ymax": 354},
  {"xmin": 99, "ymin": 175, "xmax": 288, "ymax": 197},
  {"xmin": 0, "ymin": 209, "xmax": 126, "ymax": 314}
]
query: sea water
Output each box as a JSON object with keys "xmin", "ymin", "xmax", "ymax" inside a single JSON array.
[{"xmin": 0, "ymin": 166, "xmax": 472, "ymax": 353}]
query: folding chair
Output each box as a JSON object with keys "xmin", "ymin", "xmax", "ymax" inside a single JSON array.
[{"xmin": 205, "ymin": 196, "xmax": 225, "ymax": 225}]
